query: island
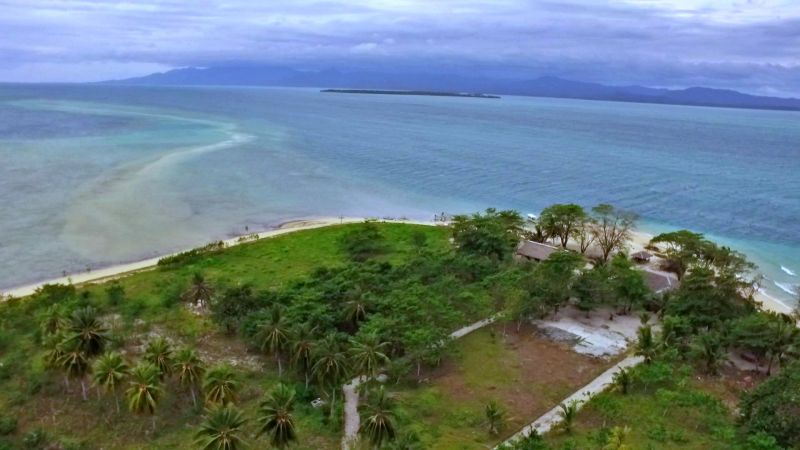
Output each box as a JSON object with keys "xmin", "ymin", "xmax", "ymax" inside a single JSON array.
[
  {"xmin": 0, "ymin": 205, "xmax": 796, "ymax": 450},
  {"xmin": 321, "ymin": 88, "xmax": 501, "ymax": 99}
]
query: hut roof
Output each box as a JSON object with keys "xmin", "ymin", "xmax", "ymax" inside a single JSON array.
[
  {"xmin": 516, "ymin": 241, "xmax": 559, "ymax": 261},
  {"xmin": 632, "ymin": 250, "xmax": 653, "ymax": 260},
  {"xmin": 643, "ymin": 269, "xmax": 678, "ymax": 293}
]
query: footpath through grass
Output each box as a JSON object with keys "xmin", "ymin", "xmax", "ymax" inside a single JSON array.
[
  {"xmin": 391, "ymin": 323, "xmax": 611, "ymax": 450},
  {"xmin": 541, "ymin": 359, "xmax": 747, "ymax": 450}
]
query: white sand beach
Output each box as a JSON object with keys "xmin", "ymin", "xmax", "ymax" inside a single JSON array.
[
  {"xmin": 2, "ymin": 218, "xmax": 794, "ymax": 317},
  {"xmin": 1, "ymin": 217, "xmax": 435, "ymax": 299}
]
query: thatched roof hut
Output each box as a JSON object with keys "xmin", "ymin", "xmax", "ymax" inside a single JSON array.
[
  {"xmin": 516, "ymin": 241, "xmax": 559, "ymax": 261},
  {"xmin": 643, "ymin": 269, "xmax": 678, "ymax": 293}
]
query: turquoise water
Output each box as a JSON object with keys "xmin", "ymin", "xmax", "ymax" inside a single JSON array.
[{"xmin": 0, "ymin": 84, "xmax": 798, "ymax": 304}]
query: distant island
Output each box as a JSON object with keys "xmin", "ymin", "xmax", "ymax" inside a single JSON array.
[
  {"xmin": 103, "ymin": 65, "xmax": 800, "ymax": 112},
  {"xmin": 321, "ymin": 89, "xmax": 500, "ymax": 99}
]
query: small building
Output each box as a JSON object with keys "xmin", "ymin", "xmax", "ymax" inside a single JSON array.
[
  {"xmin": 516, "ymin": 240, "xmax": 559, "ymax": 262},
  {"xmin": 643, "ymin": 269, "xmax": 679, "ymax": 294},
  {"xmin": 631, "ymin": 250, "xmax": 653, "ymax": 263}
]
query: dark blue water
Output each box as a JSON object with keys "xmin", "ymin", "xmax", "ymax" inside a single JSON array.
[{"xmin": 0, "ymin": 84, "xmax": 798, "ymax": 303}]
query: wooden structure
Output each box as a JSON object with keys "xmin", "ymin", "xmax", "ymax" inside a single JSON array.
[{"xmin": 516, "ymin": 241, "xmax": 559, "ymax": 262}]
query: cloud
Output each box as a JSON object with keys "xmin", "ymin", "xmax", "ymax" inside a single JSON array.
[{"xmin": 0, "ymin": 0, "xmax": 798, "ymax": 95}]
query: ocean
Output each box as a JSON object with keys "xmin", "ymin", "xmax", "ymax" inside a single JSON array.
[{"xmin": 0, "ymin": 84, "xmax": 798, "ymax": 305}]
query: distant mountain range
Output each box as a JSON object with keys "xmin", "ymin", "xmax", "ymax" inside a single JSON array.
[{"xmin": 106, "ymin": 66, "xmax": 800, "ymax": 112}]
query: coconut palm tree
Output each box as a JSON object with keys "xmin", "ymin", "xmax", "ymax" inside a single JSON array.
[
  {"xmin": 195, "ymin": 404, "xmax": 247, "ymax": 450},
  {"xmin": 343, "ymin": 290, "xmax": 369, "ymax": 327},
  {"xmin": 766, "ymin": 315, "xmax": 799, "ymax": 375},
  {"xmin": 126, "ymin": 362, "xmax": 163, "ymax": 431},
  {"xmin": 257, "ymin": 383, "xmax": 297, "ymax": 449},
  {"xmin": 183, "ymin": 272, "xmax": 214, "ymax": 309},
  {"xmin": 385, "ymin": 432, "xmax": 423, "ymax": 450},
  {"xmin": 689, "ymin": 331, "xmax": 727, "ymax": 375},
  {"xmin": 43, "ymin": 333, "xmax": 66, "ymax": 369},
  {"xmin": 144, "ymin": 337, "xmax": 174, "ymax": 379},
  {"xmin": 289, "ymin": 324, "xmax": 317, "ymax": 388},
  {"xmin": 311, "ymin": 334, "xmax": 350, "ymax": 420},
  {"xmin": 612, "ymin": 367, "xmax": 632, "ymax": 394},
  {"xmin": 58, "ymin": 339, "xmax": 91, "ymax": 400},
  {"xmin": 634, "ymin": 325, "xmax": 657, "ymax": 364},
  {"xmin": 65, "ymin": 306, "xmax": 108, "ymax": 357},
  {"xmin": 603, "ymin": 426, "xmax": 631, "ymax": 450},
  {"xmin": 359, "ymin": 386, "xmax": 396, "ymax": 448},
  {"xmin": 349, "ymin": 333, "xmax": 390, "ymax": 381},
  {"xmin": 40, "ymin": 305, "xmax": 68, "ymax": 337},
  {"xmin": 174, "ymin": 347, "xmax": 206, "ymax": 407},
  {"xmin": 485, "ymin": 400, "xmax": 505, "ymax": 436},
  {"xmin": 93, "ymin": 352, "xmax": 129, "ymax": 412},
  {"xmin": 204, "ymin": 364, "xmax": 239, "ymax": 406},
  {"xmin": 255, "ymin": 306, "xmax": 290, "ymax": 376},
  {"xmin": 557, "ymin": 401, "xmax": 579, "ymax": 434}
]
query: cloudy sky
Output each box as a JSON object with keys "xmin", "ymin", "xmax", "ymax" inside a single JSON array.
[{"xmin": 1, "ymin": 0, "xmax": 799, "ymax": 96}]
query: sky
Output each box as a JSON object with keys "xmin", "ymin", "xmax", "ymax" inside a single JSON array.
[{"xmin": 1, "ymin": 0, "xmax": 799, "ymax": 96}]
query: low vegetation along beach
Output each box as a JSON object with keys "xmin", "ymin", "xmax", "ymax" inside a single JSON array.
[{"xmin": 0, "ymin": 204, "xmax": 798, "ymax": 450}]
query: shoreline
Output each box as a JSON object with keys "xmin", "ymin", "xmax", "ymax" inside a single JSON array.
[
  {"xmin": 1, "ymin": 217, "xmax": 435, "ymax": 299},
  {"xmin": 624, "ymin": 229, "xmax": 793, "ymax": 315},
  {"xmin": 1, "ymin": 218, "xmax": 794, "ymax": 316}
]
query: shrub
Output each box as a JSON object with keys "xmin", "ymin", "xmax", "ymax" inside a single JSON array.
[
  {"xmin": 22, "ymin": 428, "xmax": 48, "ymax": 449},
  {"xmin": 157, "ymin": 241, "xmax": 225, "ymax": 267},
  {"xmin": 740, "ymin": 361, "xmax": 800, "ymax": 448},
  {"xmin": 0, "ymin": 416, "xmax": 17, "ymax": 435},
  {"xmin": 339, "ymin": 222, "xmax": 386, "ymax": 262}
]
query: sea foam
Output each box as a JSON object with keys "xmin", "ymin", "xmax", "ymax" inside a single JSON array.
[
  {"xmin": 781, "ymin": 265, "xmax": 797, "ymax": 276},
  {"xmin": 774, "ymin": 281, "xmax": 798, "ymax": 296}
]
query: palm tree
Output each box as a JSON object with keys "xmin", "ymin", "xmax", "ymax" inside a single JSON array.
[
  {"xmin": 634, "ymin": 325, "xmax": 657, "ymax": 364},
  {"xmin": 43, "ymin": 333, "xmax": 66, "ymax": 370},
  {"xmin": 144, "ymin": 337, "xmax": 174, "ymax": 378},
  {"xmin": 603, "ymin": 426, "xmax": 631, "ymax": 450},
  {"xmin": 40, "ymin": 305, "xmax": 67, "ymax": 337},
  {"xmin": 255, "ymin": 306, "xmax": 290, "ymax": 376},
  {"xmin": 612, "ymin": 367, "xmax": 632, "ymax": 394},
  {"xmin": 349, "ymin": 333, "xmax": 390, "ymax": 381},
  {"xmin": 174, "ymin": 347, "xmax": 206, "ymax": 407},
  {"xmin": 93, "ymin": 352, "xmax": 129, "ymax": 412},
  {"xmin": 689, "ymin": 332, "xmax": 727, "ymax": 375},
  {"xmin": 485, "ymin": 400, "xmax": 505, "ymax": 436},
  {"xmin": 183, "ymin": 272, "xmax": 214, "ymax": 309},
  {"xmin": 289, "ymin": 324, "xmax": 317, "ymax": 388},
  {"xmin": 204, "ymin": 364, "xmax": 239, "ymax": 406},
  {"xmin": 65, "ymin": 306, "xmax": 108, "ymax": 357},
  {"xmin": 257, "ymin": 383, "xmax": 297, "ymax": 449},
  {"xmin": 359, "ymin": 387, "xmax": 396, "ymax": 448},
  {"xmin": 58, "ymin": 339, "xmax": 91, "ymax": 400},
  {"xmin": 195, "ymin": 404, "xmax": 247, "ymax": 450},
  {"xmin": 386, "ymin": 432, "xmax": 423, "ymax": 450},
  {"xmin": 311, "ymin": 334, "xmax": 350, "ymax": 420},
  {"xmin": 343, "ymin": 291, "xmax": 370, "ymax": 326},
  {"xmin": 126, "ymin": 362, "xmax": 163, "ymax": 432},
  {"xmin": 557, "ymin": 401, "xmax": 578, "ymax": 434},
  {"xmin": 766, "ymin": 315, "xmax": 799, "ymax": 375}
]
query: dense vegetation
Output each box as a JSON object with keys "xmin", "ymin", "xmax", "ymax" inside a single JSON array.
[{"xmin": 0, "ymin": 206, "xmax": 797, "ymax": 450}]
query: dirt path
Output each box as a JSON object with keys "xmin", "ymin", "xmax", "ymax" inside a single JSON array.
[
  {"xmin": 341, "ymin": 315, "xmax": 498, "ymax": 450},
  {"xmin": 496, "ymin": 355, "xmax": 644, "ymax": 448}
]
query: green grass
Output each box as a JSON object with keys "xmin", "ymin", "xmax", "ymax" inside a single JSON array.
[
  {"xmin": 543, "ymin": 363, "xmax": 741, "ymax": 450},
  {"xmin": 390, "ymin": 325, "xmax": 611, "ymax": 450},
  {"xmin": 0, "ymin": 222, "xmax": 449, "ymax": 450}
]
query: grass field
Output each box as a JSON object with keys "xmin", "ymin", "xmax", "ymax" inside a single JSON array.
[
  {"xmin": 389, "ymin": 323, "xmax": 614, "ymax": 450},
  {"xmin": 542, "ymin": 361, "xmax": 749, "ymax": 450},
  {"xmin": 0, "ymin": 222, "xmax": 449, "ymax": 450}
]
